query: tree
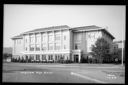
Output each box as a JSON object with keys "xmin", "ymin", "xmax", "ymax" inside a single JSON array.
[
  {"xmin": 111, "ymin": 48, "xmax": 124, "ymax": 63},
  {"xmin": 91, "ymin": 38, "xmax": 110, "ymax": 63}
]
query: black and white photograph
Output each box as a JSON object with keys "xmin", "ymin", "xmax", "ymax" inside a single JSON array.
[{"xmin": 3, "ymin": 4, "xmax": 125, "ymax": 84}]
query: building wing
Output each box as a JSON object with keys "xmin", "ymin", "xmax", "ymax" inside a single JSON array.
[{"xmin": 71, "ymin": 25, "xmax": 115, "ymax": 39}]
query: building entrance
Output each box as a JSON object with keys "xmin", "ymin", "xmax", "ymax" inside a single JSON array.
[{"xmin": 74, "ymin": 55, "xmax": 79, "ymax": 63}]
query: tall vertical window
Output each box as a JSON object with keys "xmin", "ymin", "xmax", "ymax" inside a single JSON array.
[
  {"xmin": 75, "ymin": 43, "xmax": 80, "ymax": 50},
  {"xmin": 36, "ymin": 55, "xmax": 40, "ymax": 60},
  {"xmin": 42, "ymin": 44, "xmax": 47, "ymax": 50},
  {"xmin": 48, "ymin": 55, "xmax": 53, "ymax": 60},
  {"xmin": 30, "ymin": 36, "xmax": 34, "ymax": 44},
  {"xmin": 55, "ymin": 31, "xmax": 61, "ymax": 41},
  {"xmin": 48, "ymin": 34, "xmax": 53, "ymax": 42},
  {"xmin": 64, "ymin": 45, "xmax": 66, "ymax": 49},
  {"xmin": 64, "ymin": 36, "xmax": 66, "ymax": 40},
  {"xmin": 55, "ymin": 55, "xmax": 58, "ymax": 60},
  {"xmin": 42, "ymin": 35, "xmax": 46, "ymax": 42},
  {"xmin": 55, "ymin": 34, "xmax": 61, "ymax": 41},
  {"xmin": 48, "ymin": 43, "xmax": 53, "ymax": 50},
  {"xmin": 30, "ymin": 55, "xmax": 34, "ymax": 60},
  {"xmin": 30, "ymin": 44, "xmax": 34, "ymax": 51},
  {"xmin": 36, "ymin": 44, "xmax": 40, "ymax": 51},
  {"xmin": 25, "ymin": 39, "xmax": 27, "ymax": 43},
  {"xmin": 55, "ymin": 43, "xmax": 61, "ymax": 50},
  {"xmin": 35, "ymin": 35, "xmax": 40, "ymax": 44},
  {"xmin": 42, "ymin": 55, "xmax": 46, "ymax": 60}
]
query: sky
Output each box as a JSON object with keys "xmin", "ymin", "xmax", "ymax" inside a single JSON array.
[{"xmin": 4, "ymin": 5, "xmax": 126, "ymax": 47}]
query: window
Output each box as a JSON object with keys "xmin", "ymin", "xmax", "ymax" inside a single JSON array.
[
  {"xmin": 75, "ymin": 43, "xmax": 80, "ymax": 50},
  {"xmin": 30, "ymin": 36, "xmax": 34, "ymax": 44},
  {"xmin": 48, "ymin": 43, "xmax": 53, "ymax": 50},
  {"xmin": 35, "ymin": 35, "xmax": 40, "ymax": 44},
  {"xmin": 55, "ymin": 43, "xmax": 61, "ymax": 50},
  {"xmin": 48, "ymin": 55, "xmax": 53, "ymax": 60},
  {"xmin": 58, "ymin": 55, "xmax": 61, "ymax": 60},
  {"xmin": 25, "ymin": 39, "xmax": 27, "ymax": 43},
  {"xmin": 36, "ymin": 44, "xmax": 40, "ymax": 51},
  {"xmin": 42, "ymin": 34, "xmax": 46, "ymax": 42},
  {"xmin": 36, "ymin": 55, "xmax": 40, "ymax": 60},
  {"xmin": 42, "ymin": 55, "xmax": 46, "ymax": 60},
  {"xmin": 55, "ymin": 55, "xmax": 58, "ymax": 60},
  {"xmin": 30, "ymin": 55, "xmax": 34, "ymax": 60},
  {"xmin": 64, "ymin": 36, "xmax": 66, "ymax": 40},
  {"xmin": 48, "ymin": 35, "xmax": 53, "ymax": 42},
  {"xmin": 42, "ymin": 44, "xmax": 47, "ymax": 50},
  {"xmin": 50, "ymin": 55, "xmax": 53, "ymax": 60},
  {"xmin": 30, "ymin": 45, "xmax": 34, "ymax": 51},
  {"xmin": 55, "ymin": 34, "xmax": 61, "ymax": 41},
  {"xmin": 64, "ymin": 45, "xmax": 66, "ymax": 49}
]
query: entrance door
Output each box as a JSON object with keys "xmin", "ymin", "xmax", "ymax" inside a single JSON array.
[{"xmin": 74, "ymin": 55, "xmax": 79, "ymax": 63}]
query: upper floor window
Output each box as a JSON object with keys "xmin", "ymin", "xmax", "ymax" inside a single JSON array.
[
  {"xmin": 48, "ymin": 43, "xmax": 53, "ymax": 50},
  {"xmin": 64, "ymin": 45, "xmax": 66, "ymax": 49},
  {"xmin": 25, "ymin": 39, "xmax": 27, "ymax": 43},
  {"xmin": 30, "ymin": 45, "xmax": 34, "ymax": 51},
  {"xmin": 75, "ymin": 43, "xmax": 80, "ymax": 50},
  {"xmin": 30, "ymin": 36, "xmax": 34, "ymax": 43},
  {"xmin": 55, "ymin": 43, "xmax": 61, "ymax": 50},
  {"xmin": 36, "ymin": 44, "xmax": 40, "ymax": 51},
  {"xmin": 42, "ymin": 44, "xmax": 47, "ymax": 50},
  {"xmin": 35, "ymin": 36, "xmax": 40, "ymax": 44},
  {"xmin": 64, "ymin": 36, "xmax": 66, "ymax": 40},
  {"xmin": 42, "ymin": 35, "xmax": 46, "ymax": 42},
  {"xmin": 88, "ymin": 33, "xmax": 96, "ymax": 39},
  {"xmin": 55, "ymin": 34, "xmax": 61, "ymax": 41},
  {"xmin": 48, "ymin": 35, "xmax": 53, "ymax": 42}
]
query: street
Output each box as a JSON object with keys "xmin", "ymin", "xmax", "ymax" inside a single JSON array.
[{"xmin": 2, "ymin": 63, "xmax": 125, "ymax": 83}]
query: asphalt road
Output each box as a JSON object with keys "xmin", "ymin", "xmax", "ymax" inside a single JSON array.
[{"xmin": 2, "ymin": 63, "xmax": 125, "ymax": 83}]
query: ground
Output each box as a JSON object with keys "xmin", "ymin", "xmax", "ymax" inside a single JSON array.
[{"xmin": 2, "ymin": 62, "xmax": 125, "ymax": 83}]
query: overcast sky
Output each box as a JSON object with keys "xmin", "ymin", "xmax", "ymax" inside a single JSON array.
[{"xmin": 4, "ymin": 5, "xmax": 125, "ymax": 47}]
